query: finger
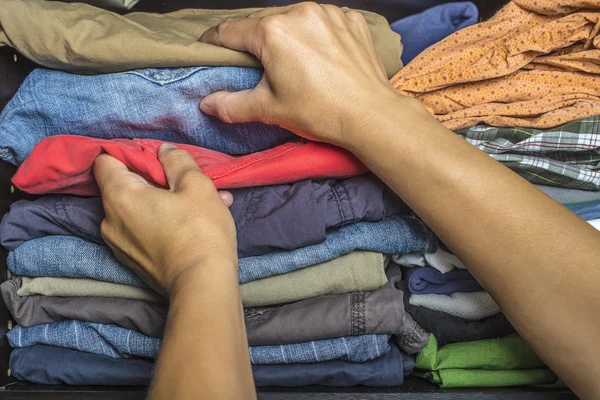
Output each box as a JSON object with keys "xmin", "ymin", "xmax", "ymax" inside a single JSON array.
[
  {"xmin": 344, "ymin": 10, "xmax": 388, "ymax": 81},
  {"xmin": 200, "ymin": 86, "xmax": 271, "ymax": 124},
  {"xmin": 321, "ymin": 4, "xmax": 348, "ymax": 30},
  {"xmin": 93, "ymin": 154, "xmax": 148, "ymax": 195},
  {"xmin": 248, "ymin": 5, "xmax": 294, "ymax": 18},
  {"xmin": 200, "ymin": 17, "xmax": 264, "ymax": 58},
  {"xmin": 158, "ymin": 144, "xmax": 213, "ymax": 192},
  {"xmin": 219, "ymin": 191, "xmax": 234, "ymax": 207},
  {"xmin": 344, "ymin": 10, "xmax": 369, "ymax": 35}
]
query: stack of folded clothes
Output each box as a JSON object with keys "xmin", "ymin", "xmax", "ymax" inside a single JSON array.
[
  {"xmin": 0, "ymin": 0, "xmax": 596, "ymax": 391},
  {"xmin": 0, "ymin": 171, "xmax": 435, "ymax": 387},
  {"xmin": 0, "ymin": 0, "xmax": 434, "ymax": 388},
  {"xmin": 392, "ymin": 253, "xmax": 561, "ymax": 387},
  {"xmin": 387, "ymin": 0, "xmax": 600, "ymax": 388}
]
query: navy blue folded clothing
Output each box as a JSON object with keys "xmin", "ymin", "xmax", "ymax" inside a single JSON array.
[
  {"xmin": 253, "ymin": 343, "xmax": 414, "ymax": 387},
  {"xmin": 391, "ymin": 2, "xmax": 478, "ymax": 64},
  {"xmin": 11, "ymin": 343, "xmax": 413, "ymax": 387},
  {"xmin": 404, "ymin": 266, "xmax": 483, "ymax": 295},
  {"xmin": 10, "ymin": 345, "xmax": 154, "ymax": 386}
]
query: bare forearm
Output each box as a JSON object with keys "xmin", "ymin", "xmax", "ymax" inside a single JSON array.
[
  {"xmin": 347, "ymin": 97, "xmax": 600, "ymax": 398},
  {"xmin": 149, "ymin": 262, "xmax": 256, "ymax": 400}
]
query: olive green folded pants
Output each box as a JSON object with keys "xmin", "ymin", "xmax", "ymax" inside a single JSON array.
[{"xmin": 16, "ymin": 251, "xmax": 389, "ymax": 307}]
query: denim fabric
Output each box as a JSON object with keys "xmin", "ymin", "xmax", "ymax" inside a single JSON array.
[
  {"xmin": 251, "ymin": 343, "xmax": 413, "ymax": 387},
  {"xmin": 10, "ymin": 345, "xmax": 155, "ymax": 386},
  {"xmin": 7, "ymin": 236, "xmax": 148, "ymax": 288},
  {"xmin": 10, "ymin": 343, "xmax": 412, "ymax": 387},
  {"xmin": 1, "ymin": 175, "xmax": 407, "ymax": 256},
  {"xmin": 391, "ymin": 2, "xmax": 478, "ymax": 64},
  {"xmin": 569, "ymin": 200, "xmax": 600, "ymax": 221},
  {"xmin": 247, "ymin": 334, "xmax": 390, "ymax": 365},
  {"xmin": 404, "ymin": 266, "xmax": 483, "ymax": 295},
  {"xmin": 239, "ymin": 216, "xmax": 437, "ymax": 283},
  {"xmin": 7, "ymin": 320, "xmax": 390, "ymax": 364},
  {"xmin": 14, "ymin": 252, "xmax": 387, "ymax": 307},
  {"xmin": 7, "ymin": 216, "xmax": 437, "ymax": 284},
  {"xmin": 7, "ymin": 320, "xmax": 160, "ymax": 359},
  {"xmin": 0, "ymin": 67, "xmax": 294, "ymax": 165}
]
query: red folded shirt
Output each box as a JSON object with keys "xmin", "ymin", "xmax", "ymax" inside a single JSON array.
[{"xmin": 13, "ymin": 135, "xmax": 368, "ymax": 195}]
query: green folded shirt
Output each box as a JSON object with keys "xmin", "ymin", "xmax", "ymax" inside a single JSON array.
[{"xmin": 414, "ymin": 334, "xmax": 558, "ymax": 388}]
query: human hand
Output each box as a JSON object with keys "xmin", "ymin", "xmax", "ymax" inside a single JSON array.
[
  {"xmin": 199, "ymin": 2, "xmax": 405, "ymax": 148},
  {"xmin": 93, "ymin": 144, "xmax": 237, "ymax": 297}
]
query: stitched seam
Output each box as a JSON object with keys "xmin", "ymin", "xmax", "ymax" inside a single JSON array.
[
  {"xmin": 123, "ymin": 67, "xmax": 209, "ymax": 85},
  {"xmin": 359, "ymin": 292, "xmax": 366, "ymax": 335},
  {"xmin": 396, "ymin": 321, "xmax": 426, "ymax": 348},
  {"xmin": 236, "ymin": 188, "xmax": 264, "ymax": 234},
  {"xmin": 244, "ymin": 307, "xmax": 277, "ymax": 324},
  {"xmin": 351, "ymin": 292, "xmax": 366, "ymax": 335},
  {"xmin": 333, "ymin": 181, "xmax": 347, "ymax": 223},
  {"xmin": 136, "ymin": 140, "xmax": 304, "ymax": 180},
  {"xmin": 351, "ymin": 292, "xmax": 357, "ymax": 335},
  {"xmin": 58, "ymin": 197, "xmax": 100, "ymax": 241},
  {"xmin": 330, "ymin": 183, "xmax": 345, "ymax": 228},
  {"xmin": 209, "ymin": 141, "xmax": 303, "ymax": 179},
  {"xmin": 340, "ymin": 180, "xmax": 357, "ymax": 222}
]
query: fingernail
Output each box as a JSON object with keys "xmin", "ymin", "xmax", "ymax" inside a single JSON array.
[
  {"xmin": 199, "ymin": 99, "xmax": 212, "ymax": 114},
  {"xmin": 159, "ymin": 143, "xmax": 177, "ymax": 155},
  {"xmin": 219, "ymin": 191, "xmax": 233, "ymax": 207}
]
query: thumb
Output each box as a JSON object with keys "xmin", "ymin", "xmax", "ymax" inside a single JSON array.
[{"xmin": 199, "ymin": 87, "xmax": 270, "ymax": 124}]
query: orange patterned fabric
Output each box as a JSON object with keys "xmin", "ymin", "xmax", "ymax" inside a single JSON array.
[{"xmin": 391, "ymin": 0, "xmax": 600, "ymax": 130}]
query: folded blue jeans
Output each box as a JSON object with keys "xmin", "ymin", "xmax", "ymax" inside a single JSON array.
[
  {"xmin": 7, "ymin": 320, "xmax": 390, "ymax": 364},
  {"xmin": 0, "ymin": 67, "xmax": 294, "ymax": 165},
  {"xmin": 10, "ymin": 343, "xmax": 412, "ymax": 387},
  {"xmin": 7, "ymin": 216, "xmax": 437, "ymax": 284},
  {"xmin": 0, "ymin": 175, "xmax": 407, "ymax": 256}
]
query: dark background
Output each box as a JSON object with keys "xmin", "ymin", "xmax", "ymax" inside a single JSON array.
[{"xmin": 129, "ymin": 0, "xmax": 508, "ymax": 21}]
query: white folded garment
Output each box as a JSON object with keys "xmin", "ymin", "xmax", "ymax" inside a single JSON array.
[
  {"xmin": 409, "ymin": 291, "xmax": 500, "ymax": 320},
  {"xmin": 393, "ymin": 247, "xmax": 466, "ymax": 274}
]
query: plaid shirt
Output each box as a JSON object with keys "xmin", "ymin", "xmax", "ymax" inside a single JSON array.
[{"xmin": 457, "ymin": 115, "xmax": 600, "ymax": 191}]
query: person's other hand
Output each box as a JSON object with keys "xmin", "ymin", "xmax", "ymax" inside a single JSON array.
[
  {"xmin": 93, "ymin": 144, "xmax": 237, "ymax": 297},
  {"xmin": 199, "ymin": 2, "xmax": 406, "ymax": 148}
]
